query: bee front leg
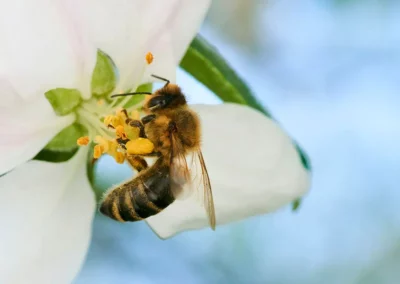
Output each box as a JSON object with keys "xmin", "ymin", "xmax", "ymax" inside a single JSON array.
[
  {"xmin": 128, "ymin": 120, "xmax": 146, "ymax": 138},
  {"xmin": 141, "ymin": 114, "xmax": 156, "ymax": 124}
]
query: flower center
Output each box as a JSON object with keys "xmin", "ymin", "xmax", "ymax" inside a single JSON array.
[{"xmin": 76, "ymin": 52, "xmax": 155, "ymax": 164}]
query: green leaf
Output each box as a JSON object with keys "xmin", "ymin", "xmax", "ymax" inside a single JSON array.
[
  {"xmin": 180, "ymin": 34, "xmax": 268, "ymax": 115},
  {"xmin": 180, "ymin": 35, "xmax": 311, "ymax": 171},
  {"xmin": 91, "ymin": 49, "xmax": 118, "ymax": 97},
  {"xmin": 45, "ymin": 88, "xmax": 82, "ymax": 116},
  {"xmin": 45, "ymin": 123, "xmax": 88, "ymax": 152}
]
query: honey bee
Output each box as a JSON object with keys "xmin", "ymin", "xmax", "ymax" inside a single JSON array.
[{"xmin": 99, "ymin": 75, "xmax": 216, "ymax": 230}]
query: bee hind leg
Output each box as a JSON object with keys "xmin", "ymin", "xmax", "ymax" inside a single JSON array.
[
  {"xmin": 126, "ymin": 151, "xmax": 162, "ymax": 173},
  {"xmin": 126, "ymin": 155, "xmax": 148, "ymax": 172}
]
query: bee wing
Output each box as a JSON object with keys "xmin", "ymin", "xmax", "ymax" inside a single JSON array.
[
  {"xmin": 169, "ymin": 130, "xmax": 192, "ymax": 199},
  {"xmin": 194, "ymin": 149, "xmax": 216, "ymax": 230},
  {"xmin": 169, "ymin": 131, "xmax": 216, "ymax": 230}
]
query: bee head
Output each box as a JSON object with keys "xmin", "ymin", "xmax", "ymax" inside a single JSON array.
[
  {"xmin": 110, "ymin": 75, "xmax": 187, "ymax": 113},
  {"xmin": 145, "ymin": 84, "xmax": 186, "ymax": 112}
]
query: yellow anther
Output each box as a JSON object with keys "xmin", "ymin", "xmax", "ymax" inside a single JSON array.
[
  {"xmin": 103, "ymin": 115, "xmax": 113, "ymax": 126},
  {"xmin": 93, "ymin": 144, "xmax": 104, "ymax": 159},
  {"xmin": 115, "ymin": 125, "xmax": 127, "ymax": 139},
  {"xmin": 94, "ymin": 135, "xmax": 110, "ymax": 153},
  {"xmin": 115, "ymin": 107, "xmax": 126, "ymax": 117},
  {"xmin": 130, "ymin": 110, "xmax": 140, "ymax": 120},
  {"xmin": 97, "ymin": 99, "xmax": 104, "ymax": 105},
  {"xmin": 126, "ymin": 138, "xmax": 154, "ymax": 155},
  {"xmin": 77, "ymin": 136, "xmax": 90, "ymax": 146},
  {"xmin": 114, "ymin": 152, "xmax": 125, "ymax": 164},
  {"xmin": 104, "ymin": 115, "xmax": 123, "ymax": 128},
  {"xmin": 145, "ymin": 52, "xmax": 154, "ymax": 64}
]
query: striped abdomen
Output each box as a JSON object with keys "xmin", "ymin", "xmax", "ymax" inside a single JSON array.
[{"xmin": 100, "ymin": 158, "xmax": 175, "ymax": 222}]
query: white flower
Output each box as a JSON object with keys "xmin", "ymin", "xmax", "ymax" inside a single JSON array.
[
  {"xmin": 0, "ymin": 0, "xmax": 211, "ymax": 283},
  {"xmin": 0, "ymin": 0, "xmax": 310, "ymax": 283}
]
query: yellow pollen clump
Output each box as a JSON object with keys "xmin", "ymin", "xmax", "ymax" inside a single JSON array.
[
  {"xmin": 145, "ymin": 52, "xmax": 154, "ymax": 64},
  {"xmin": 77, "ymin": 136, "xmax": 90, "ymax": 146},
  {"xmin": 126, "ymin": 138, "xmax": 154, "ymax": 155},
  {"xmin": 93, "ymin": 144, "xmax": 104, "ymax": 159}
]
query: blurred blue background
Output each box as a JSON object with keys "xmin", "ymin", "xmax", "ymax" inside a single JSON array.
[{"xmin": 75, "ymin": 0, "xmax": 400, "ymax": 283}]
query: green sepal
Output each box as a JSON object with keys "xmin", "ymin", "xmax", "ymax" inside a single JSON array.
[
  {"xmin": 45, "ymin": 88, "xmax": 82, "ymax": 116},
  {"xmin": 44, "ymin": 123, "xmax": 88, "ymax": 152},
  {"xmin": 123, "ymin": 83, "xmax": 152, "ymax": 109},
  {"xmin": 292, "ymin": 198, "xmax": 302, "ymax": 212},
  {"xmin": 33, "ymin": 123, "xmax": 87, "ymax": 163},
  {"xmin": 91, "ymin": 49, "xmax": 118, "ymax": 97},
  {"xmin": 109, "ymin": 83, "xmax": 152, "ymax": 109},
  {"xmin": 34, "ymin": 148, "xmax": 78, "ymax": 163},
  {"xmin": 86, "ymin": 142, "xmax": 96, "ymax": 192}
]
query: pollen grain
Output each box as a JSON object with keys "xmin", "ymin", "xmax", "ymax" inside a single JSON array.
[
  {"xmin": 77, "ymin": 136, "xmax": 90, "ymax": 146},
  {"xmin": 145, "ymin": 52, "xmax": 154, "ymax": 64}
]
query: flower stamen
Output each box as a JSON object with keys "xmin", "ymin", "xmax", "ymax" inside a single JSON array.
[{"xmin": 76, "ymin": 52, "xmax": 157, "ymax": 165}]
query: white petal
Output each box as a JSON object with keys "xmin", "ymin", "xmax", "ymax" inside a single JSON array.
[
  {"xmin": 74, "ymin": 0, "xmax": 146, "ymax": 92},
  {"xmin": 0, "ymin": 0, "xmax": 96, "ymax": 101},
  {"xmin": 75, "ymin": 0, "xmax": 211, "ymax": 90},
  {"xmin": 143, "ymin": 0, "xmax": 212, "ymax": 83},
  {"xmin": 0, "ymin": 148, "xmax": 95, "ymax": 284},
  {"xmin": 163, "ymin": 0, "xmax": 212, "ymax": 63},
  {"xmin": 0, "ymin": 97, "xmax": 74, "ymax": 175},
  {"xmin": 0, "ymin": 76, "xmax": 23, "ymax": 108},
  {"xmin": 142, "ymin": 33, "xmax": 177, "ymax": 83},
  {"xmin": 146, "ymin": 103, "xmax": 310, "ymax": 239}
]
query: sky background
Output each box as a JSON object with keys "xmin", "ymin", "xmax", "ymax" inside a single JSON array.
[{"xmin": 75, "ymin": 1, "xmax": 400, "ymax": 283}]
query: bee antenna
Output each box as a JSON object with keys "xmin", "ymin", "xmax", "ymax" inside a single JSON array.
[
  {"xmin": 151, "ymin": 74, "xmax": 170, "ymax": 87},
  {"xmin": 111, "ymin": 92, "xmax": 152, "ymax": 98}
]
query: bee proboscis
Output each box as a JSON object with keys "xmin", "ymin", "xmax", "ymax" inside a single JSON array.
[{"xmin": 99, "ymin": 75, "xmax": 216, "ymax": 230}]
